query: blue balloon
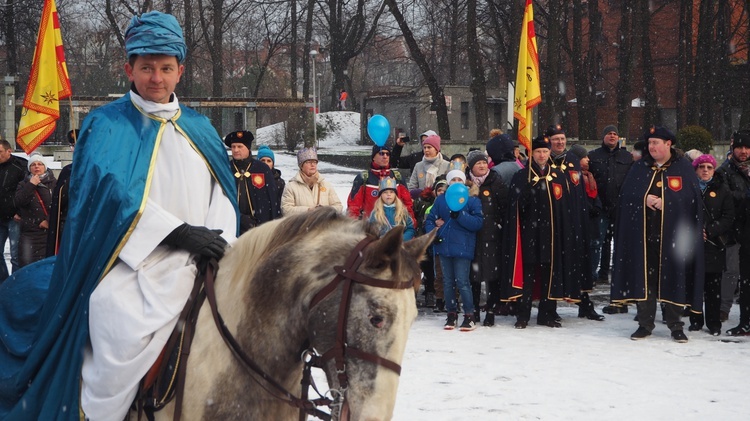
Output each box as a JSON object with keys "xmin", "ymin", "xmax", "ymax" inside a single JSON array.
[
  {"xmin": 445, "ymin": 183, "xmax": 469, "ymax": 212},
  {"xmin": 367, "ymin": 115, "xmax": 390, "ymax": 147}
]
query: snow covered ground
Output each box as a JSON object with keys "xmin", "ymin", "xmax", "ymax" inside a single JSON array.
[{"xmin": 5, "ymin": 111, "xmax": 746, "ymax": 420}]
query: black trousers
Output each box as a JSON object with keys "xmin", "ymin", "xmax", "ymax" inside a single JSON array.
[
  {"xmin": 637, "ymin": 241, "xmax": 683, "ymax": 332},
  {"xmin": 689, "ymin": 272, "xmax": 722, "ymax": 331},
  {"xmin": 420, "ymin": 254, "xmax": 435, "ymax": 294},
  {"xmin": 517, "ymin": 263, "xmax": 556, "ymax": 323},
  {"xmin": 737, "ymin": 244, "xmax": 750, "ymax": 325}
]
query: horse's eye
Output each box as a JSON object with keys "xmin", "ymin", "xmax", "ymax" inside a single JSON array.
[{"xmin": 370, "ymin": 315, "xmax": 384, "ymax": 328}]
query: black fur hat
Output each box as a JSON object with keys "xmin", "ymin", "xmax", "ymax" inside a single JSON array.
[
  {"xmin": 224, "ymin": 130, "xmax": 254, "ymax": 149},
  {"xmin": 642, "ymin": 126, "xmax": 676, "ymax": 145}
]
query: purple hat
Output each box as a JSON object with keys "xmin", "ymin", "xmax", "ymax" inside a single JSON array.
[{"xmin": 692, "ymin": 154, "xmax": 717, "ymax": 169}]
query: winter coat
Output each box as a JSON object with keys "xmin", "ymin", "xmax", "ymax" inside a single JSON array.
[
  {"xmin": 272, "ymin": 168, "xmax": 286, "ymax": 209},
  {"xmin": 490, "ymin": 161, "xmax": 523, "ymax": 186},
  {"xmin": 717, "ymin": 158, "xmax": 750, "ymax": 246},
  {"xmin": 0, "ymin": 155, "xmax": 28, "ymax": 221},
  {"xmin": 469, "ymin": 171, "xmax": 509, "ymax": 283},
  {"xmin": 14, "ymin": 171, "xmax": 56, "ymax": 267},
  {"xmin": 700, "ymin": 176, "xmax": 735, "ymax": 273},
  {"xmin": 407, "ymin": 156, "xmax": 450, "ymax": 191},
  {"xmin": 368, "ymin": 204, "xmax": 416, "ymax": 240},
  {"xmin": 424, "ymin": 191, "xmax": 483, "ymax": 259},
  {"xmin": 588, "ymin": 143, "xmax": 633, "ymax": 218},
  {"xmin": 281, "ymin": 171, "xmax": 343, "ymax": 214},
  {"xmin": 230, "ymin": 157, "xmax": 281, "ymax": 233},
  {"xmin": 346, "ymin": 168, "xmax": 415, "ymax": 224},
  {"xmin": 46, "ymin": 163, "xmax": 71, "ymax": 257}
]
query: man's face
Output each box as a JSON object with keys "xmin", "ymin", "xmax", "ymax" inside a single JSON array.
[
  {"xmin": 648, "ymin": 138, "xmax": 672, "ymax": 163},
  {"xmin": 125, "ymin": 54, "xmax": 184, "ymax": 104},
  {"xmin": 231, "ymin": 143, "xmax": 250, "ymax": 160},
  {"xmin": 603, "ymin": 131, "xmax": 619, "ymax": 149},
  {"xmin": 549, "ymin": 134, "xmax": 566, "ymax": 154},
  {"xmin": 372, "ymin": 149, "xmax": 390, "ymax": 167},
  {"xmin": 0, "ymin": 147, "xmax": 11, "ymax": 164},
  {"xmin": 733, "ymin": 146, "xmax": 750, "ymax": 162},
  {"xmin": 532, "ymin": 148, "xmax": 551, "ymax": 166}
]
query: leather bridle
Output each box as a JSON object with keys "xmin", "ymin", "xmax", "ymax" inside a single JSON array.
[{"xmin": 202, "ymin": 235, "xmax": 415, "ymax": 421}]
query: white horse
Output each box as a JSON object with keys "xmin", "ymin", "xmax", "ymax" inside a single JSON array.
[{"xmin": 144, "ymin": 207, "xmax": 433, "ymax": 420}]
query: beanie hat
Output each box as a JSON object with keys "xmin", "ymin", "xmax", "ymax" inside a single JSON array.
[
  {"xmin": 27, "ymin": 153, "xmax": 45, "ymax": 170},
  {"xmin": 224, "ymin": 130, "xmax": 254, "ymax": 149},
  {"xmin": 67, "ymin": 129, "xmax": 79, "ymax": 145},
  {"xmin": 731, "ymin": 130, "xmax": 750, "ymax": 149},
  {"xmin": 420, "ymin": 129, "xmax": 437, "ymax": 139},
  {"xmin": 432, "ymin": 178, "xmax": 448, "ymax": 191},
  {"xmin": 692, "ymin": 154, "xmax": 718, "ymax": 169},
  {"xmin": 446, "ymin": 169, "xmax": 466, "ymax": 184},
  {"xmin": 601, "ymin": 125, "xmax": 618, "ymax": 139},
  {"xmin": 568, "ymin": 144, "xmax": 588, "ymax": 160},
  {"xmin": 422, "ymin": 134, "xmax": 441, "ymax": 151},
  {"xmin": 256, "ymin": 145, "xmax": 275, "ymax": 163},
  {"xmin": 633, "ymin": 140, "xmax": 647, "ymax": 153},
  {"xmin": 532, "ymin": 135, "xmax": 552, "ymax": 150},
  {"xmin": 486, "ymin": 134, "xmax": 515, "ymax": 163},
  {"xmin": 371, "ymin": 144, "xmax": 392, "ymax": 160},
  {"xmin": 297, "ymin": 147, "xmax": 318, "ymax": 167},
  {"xmin": 642, "ymin": 126, "xmax": 677, "ymax": 145},
  {"xmin": 544, "ymin": 124, "xmax": 565, "ymax": 138},
  {"xmin": 467, "ymin": 150, "xmax": 488, "ymax": 170},
  {"xmin": 378, "ymin": 177, "xmax": 398, "ymax": 195}
]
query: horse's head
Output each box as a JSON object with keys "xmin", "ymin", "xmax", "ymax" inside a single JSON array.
[{"xmin": 307, "ymin": 225, "xmax": 435, "ymax": 421}]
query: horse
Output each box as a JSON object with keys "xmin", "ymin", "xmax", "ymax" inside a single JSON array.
[{"xmin": 147, "ymin": 207, "xmax": 434, "ymax": 420}]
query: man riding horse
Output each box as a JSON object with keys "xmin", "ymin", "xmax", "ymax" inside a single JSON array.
[{"xmin": 0, "ymin": 11, "xmax": 238, "ymax": 420}]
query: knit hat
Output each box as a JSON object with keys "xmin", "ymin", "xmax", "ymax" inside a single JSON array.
[
  {"xmin": 371, "ymin": 144, "xmax": 392, "ymax": 160},
  {"xmin": 486, "ymin": 134, "xmax": 515, "ymax": 163},
  {"xmin": 601, "ymin": 125, "xmax": 618, "ymax": 139},
  {"xmin": 256, "ymin": 145, "xmax": 275, "ymax": 163},
  {"xmin": 731, "ymin": 130, "xmax": 750, "ymax": 149},
  {"xmin": 692, "ymin": 154, "xmax": 718, "ymax": 169},
  {"xmin": 422, "ymin": 134, "xmax": 441, "ymax": 151},
  {"xmin": 297, "ymin": 147, "xmax": 318, "ymax": 167},
  {"xmin": 531, "ymin": 135, "xmax": 552, "ymax": 150},
  {"xmin": 446, "ymin": 169, "xmax": 466, "ymax": 184},
  {"xmin": 544, "ymin": 124, "xmax": 565, "ymax": 138},
  {"xmin": 67, "ymin": 129, "xmax": 79, "ymax": 145},
  {"xmin": 642, "ymin": 126, "xmax": 677, "ymax": 145},
  {"xmin": 27, "ymin": 153, "xmax": 45, "ymax": 170},
  {"xmin": 432, "ymin": 178, "xmax": 448, "ymax": 191},
  {"xmin": 378, "ymin": 177, "xmax": 398, "ymax": 195},
  {"xmin": 467, "ymin": 150, "xmax": 488, "ymax": 170},
  {"xmin": 568, "ymin": 144, "xmax": 588, "ymax": 160},
  {"xmin": 224, "ymin": 130, "xmax": 254, "ymax": 149},
  {"xmin": 633, "ymin": 140, "xmax": 647, "ymax": 153}
]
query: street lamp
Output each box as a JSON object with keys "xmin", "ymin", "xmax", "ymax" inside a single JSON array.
[{"xmin": 309, "ymin": 49, "xmax": 318, "ymax": 148}]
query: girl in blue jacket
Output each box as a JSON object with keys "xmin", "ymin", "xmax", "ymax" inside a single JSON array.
[
  {"xmin": 425, "ymin": 170, "xmax": 484, "ymax": 331},
  {"xmin": 369, "ymin": 177, "xmax": 415, "ymax": 240}
]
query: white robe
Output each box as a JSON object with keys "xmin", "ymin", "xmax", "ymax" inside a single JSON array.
[{"xmin": 81, "ymin": 92, "xmax": 236, "ymax": 420}]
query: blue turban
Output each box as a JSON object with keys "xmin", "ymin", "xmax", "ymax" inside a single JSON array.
[{"xmin": 125, "ymin": 11, "xmax": 187, "ymax": 63}]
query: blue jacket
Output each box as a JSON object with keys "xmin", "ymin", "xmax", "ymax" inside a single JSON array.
[
  {"xmin": 369, "ymin": 204, "xmax": 415, "ymax": 240},
  {"xmin": 424, "ymin": 193, "xmax": 483, "ymax": 259}
]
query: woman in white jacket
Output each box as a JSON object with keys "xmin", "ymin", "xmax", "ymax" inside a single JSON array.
[{"xmin": 281, "ymin": 147, "xmax": 343, "ymax": 214}]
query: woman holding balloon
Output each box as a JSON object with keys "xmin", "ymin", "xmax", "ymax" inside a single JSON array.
[{"xmin": 425, "ymin": 170, "xmax": 484, "ymax": 331}]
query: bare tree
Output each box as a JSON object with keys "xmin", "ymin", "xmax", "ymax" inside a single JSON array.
[
  {"xmin": 566, "ymin": 0, "xmax": 601, "ymax": 140},
  {"xmin": 466, "ymin": 0, "xmax": 487, "ymax": 138}
]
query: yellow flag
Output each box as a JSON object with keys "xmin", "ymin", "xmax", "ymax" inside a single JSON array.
[
  {"xmin": 513, "ymin": 0, "xmax": 541, "ymax": 152},
  {"xmin": 17, "ymin": 0, "xmax": 72, "ymax": 154}
]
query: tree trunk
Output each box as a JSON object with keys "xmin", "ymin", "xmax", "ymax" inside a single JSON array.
[
  {"xmin": 570, "ymin": 0, "xmax": 599, "ymax": 140},
  {"xmin": 385, "ymin": 0, "xmax": 450, "ymax": 139},
  {"xmin": 449, "ymin": 0, "xmax": 459, "ymax": 85},
  {"xmin": 616, "ymin": 2, "xmax": 636, "ymax": 138},
  {"xmin": 290, "ymin": 0, "xmax": 298, "ymax": 99},
  {"xmin": 466, "ymin": 0, "xmax": 487, "ymax": 139},
  {"xmin": 639, "ymin": 1, "xmax": 659, "ymax": 126},
  {"xmin": 182, "ymin": 0, "xmax": 195, "ymax": 95},
  {"xmin": 540, "ymin": 0, "xmax": 567, "ymax": 127},
  {"xmin": 676, "ymin": 0, "xmax": 693, "ymax": 128}
]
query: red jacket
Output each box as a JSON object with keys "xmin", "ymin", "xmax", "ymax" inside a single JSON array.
[{"xmin": 347, "ymin": 168, "xmax": 415, "ymax": 224}]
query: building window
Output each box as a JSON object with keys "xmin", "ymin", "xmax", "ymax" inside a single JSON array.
[{"xmin": 461, "ymin": 102, "xmax": 469, "ymax": 129}]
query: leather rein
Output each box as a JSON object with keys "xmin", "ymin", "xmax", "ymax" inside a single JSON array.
[{"xmin": 201, "ymin": 235, "xmax": 414, "ymax": 421}]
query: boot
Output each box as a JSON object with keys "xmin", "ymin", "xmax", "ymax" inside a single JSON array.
[
  {"xmin": 603, "ymin": 303, "xmax": 628, "ymax": 314},
  {"xmin": 483, "ymin": 312, "xmax": 495, "ymax": 327},
  {"xmin": 578, "ymin": 296, "xmax": 605, "ymax": 321},
  {"xmin": 424, "ymin": 292, "xmax": 436, "ymax": 308},
  {"xmin": 433, "ymin": 298, "xmax": 446, "ymax": 313}
]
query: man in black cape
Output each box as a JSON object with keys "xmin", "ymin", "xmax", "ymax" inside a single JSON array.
[{"xmin": 611, "ymin": 126, "xmax": 704, "ymax": 343}]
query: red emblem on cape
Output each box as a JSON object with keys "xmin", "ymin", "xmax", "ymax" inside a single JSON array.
[
  {"xmin": 569, "ymin": 170, "xmax": 580, "ymax": 186},
  {"xmin": 667, "ymin": 176, "xmax": 682, "ymax": 192},
  {"xmin": 552, "ymin": 183, "xmax": 563, "ymax": 200},
  {"xmin": 252, "ymin": 173, "xmax": 265, "ymax": 189}
]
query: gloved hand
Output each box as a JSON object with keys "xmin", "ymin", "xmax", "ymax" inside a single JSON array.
[
  {"xmin": 450, "ymin": 211, "xmax": 459, "ymax": 219},
  {"xmin": 162, "ymin": 223, "xmax": 227, "ymax": 260}
]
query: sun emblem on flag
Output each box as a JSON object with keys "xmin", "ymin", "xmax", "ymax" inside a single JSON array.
[{"xmin": 41, "ymin": 91, "xmax": 57, "ymax": 105}]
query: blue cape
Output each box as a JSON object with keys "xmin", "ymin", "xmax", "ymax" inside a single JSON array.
[{"xmin": 0, "ymin": 93, "xmax": 238, "ymax": 420}]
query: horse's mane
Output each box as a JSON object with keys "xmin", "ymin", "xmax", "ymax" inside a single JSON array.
[{"xmin": 221, "ymin": 208, "xmax": 379, "ymax": 286}]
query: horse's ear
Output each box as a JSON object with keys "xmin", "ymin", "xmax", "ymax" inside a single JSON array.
[
  {"xmin": 403, "ymin": 228, "xmax": 437, "ymax": 263},
  {"xmin": 363, "ymin": 226, "xmax": 405, "ymax": 269}
]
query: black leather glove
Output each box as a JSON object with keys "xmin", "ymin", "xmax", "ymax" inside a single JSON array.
[
  {"xmin": 162, "ymin": 223, "xmax": 227, "ymax": 260},
  {"xmin": 450, "ymin": 211, "xmax": 459, "ymax": 219}
]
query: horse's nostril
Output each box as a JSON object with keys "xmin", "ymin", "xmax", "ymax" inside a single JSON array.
[{"xmin": 370, "ymin": 316, "xmax": 384, "ymax": 328}]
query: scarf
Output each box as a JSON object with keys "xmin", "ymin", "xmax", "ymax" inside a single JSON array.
[
  {"xmin": 469, "ymin": 171, "xmax": 489, "ymax": 187},
  {"xmin": 370, "ymin": 164, "xmax": 391, "ymax": 179},
  {"xmin": 299, "ymin": 171, "xmax": 319, "ymax": 189},
  {"xmin": 698, "ymin": 178, "xmax": 711, "ymax": 193},
  {"xmin": 422, "ymin": 154, "xmax": 445, "ymax": 188},
  {"xmin": 581, "ymin": 169, "xmax": 598, "ymax": 199},
  {"xmin": 731, "ymin": 156, "xmax": 750, "ymax": 178}
]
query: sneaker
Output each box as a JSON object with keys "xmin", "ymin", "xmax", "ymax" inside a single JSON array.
[
  {"xmin": 514, "ymin": 320, "xmax": 528, "ymax": 329},
  {"xmin": 603, "ymin": 304, "xmax": 628, "ymax": 314},
  {"xmin": 630, "ymin": 326, "xmax": 651, "ymax": 340},
  {"xmin": 671, "ymin": 330, "xmax": 688, "ymax": 343},
  {"xmin": 424, "ymin": 292, "xmax": 436, "ymax": 308},
  {"xmin": 444, "ymin": 312, "xmax": 457, "ymax": 330},
  {"xmin": 459, "ymin": 315, "xmax": 477, "ymax": 331},
  {"xmin": 483, "ymin": 312, "xmax": 495, "ymax": 327},
  {"xmin": 726, "ymin": 324, "xmax": 750, "ymax": 336},
  {"xmin": 688, "ymin": 324, "xmax": 702, "ymax": 332}
]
